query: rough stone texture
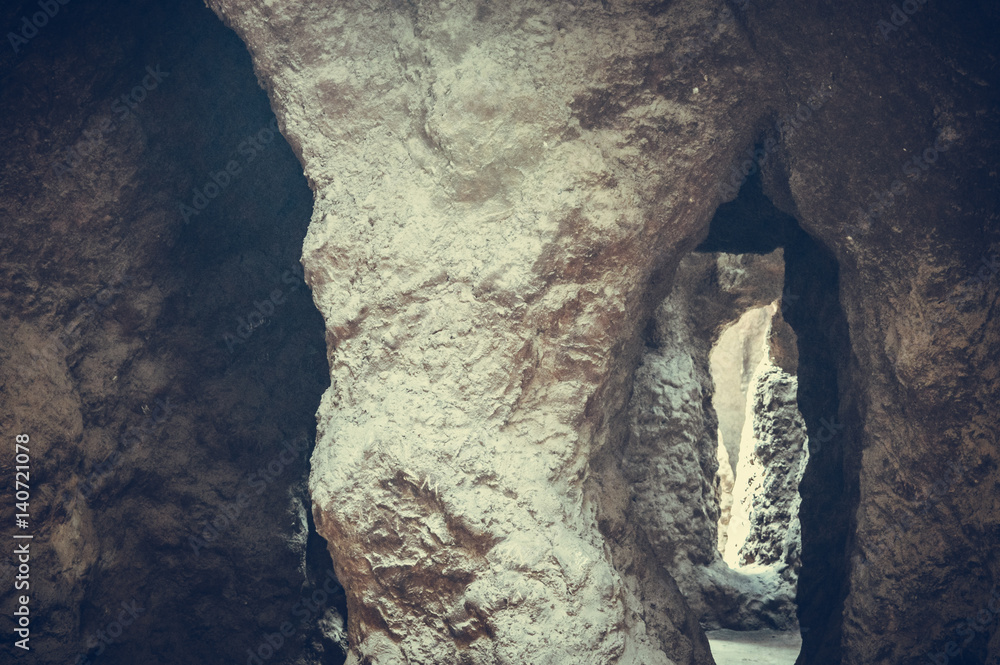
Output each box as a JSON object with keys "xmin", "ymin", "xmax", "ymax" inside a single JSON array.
[
  {"xmin": 626, "ymin": 256, "xmax": 724, "ymax": 632},
  {"xmin": 0, "ymin": 1, "xmax": 344, "ymax": 663},
  {"xmin": 204, "ymin": 1, "xmax": 775, "ymax": 662},
  {"xmin": 711, "ymin": 302, "xmax": 801, "ymax": 579},
  {"xmin": 2, "ymin": 0, "xmax": 993, "ymax": 663},
  {"xmin": 723, "ymin": 321, "xmax": 808, "ymax": 629},
  {"xmin": 206, "ymin": 0, "xmax": 1000, "ymax": 662},
  {"xmin": 724, "ymin": 306, "xmax": 806, "ymax": 568},
  {"xmin": 628, "ymin": 252, "xmax": 797, "ymax": 630},
  {"xmin": 742, "ymin": 3, "xmax": 1000, "ymax": 659},
  {"xmin": 725, "ymin": 359, "xmax": 807, "ymax": 573}
]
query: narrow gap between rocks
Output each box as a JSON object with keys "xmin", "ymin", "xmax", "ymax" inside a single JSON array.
[
  {"xmin": 636, "ymin": 170, "xmax": 850, "ymax": 664},
  {"xmin": 699, "ymin": 172, "xmax": 853, "ymax": 665}
]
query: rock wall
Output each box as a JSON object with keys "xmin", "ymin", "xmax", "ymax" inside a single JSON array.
[
  {"xmin": 1, "ymin": 0, "xmax": 996, "ymax": 664},
  {"xmin": 722, "ymin": 309, "xmax": 808, "ymax": 628},
  {"xmin": 204, "ymin": 1, "xmax": 774, "ymax": 662},
  {"xmin": 625, "ymin": 255, "xmax": 725, "ymax": 632},
  {"xmin": 206, "ymin": 0, "xmax": 999, "ymax": 663},
  {"xmin": 627, "ymin": 251, "xmax": 801, "ymax": 630},
  {"xmin": 0, "ymin": 1, "xmax": 344, "ymax": 663},
  {"xmin": 724, "ymin": 311, "xmax": 806, "ymax": 573}
]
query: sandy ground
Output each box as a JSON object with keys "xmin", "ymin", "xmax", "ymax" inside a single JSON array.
[{"xmin": 706, "ymin": 629, "xmax": 802, "ymax": 665}]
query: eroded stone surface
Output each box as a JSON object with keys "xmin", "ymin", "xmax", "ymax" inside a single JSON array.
[
  {"xmin": 627, "ymin": 252, "xmax": 798, "ymax": 630},
  {"xmin": 724, "ymin": 313, "xmax": 806, "ymax": 578},
  {"xmin": 722, "ymin": 316, "xmax": 807, "ymax": 629},
  {"xmin": 204, "ymin": 1, "xmax": 1000, "ymax": 664},
  {"xmin": 2, "ymin": 0, "xmax": 997, "ymax": 663},
  {"xmin": 206, "ymin": 1, "xmax": 769, "ymax": 661},
  {"xmin": 0, "ymin": 1, "xmax": 342, "ymax": 663}
]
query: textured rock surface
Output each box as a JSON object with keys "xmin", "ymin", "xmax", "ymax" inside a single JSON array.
[
  {"xmin": 723, "ymin": 315, "xmax": 808, "ymax": 629},
  {"xmin": 708, "ymin": 298, "xmax": 805, "ymax": 631},
  {"xmin": 628, "ymin": 252, "xmax": 797, "ymax": 630},
  {"xmin": 725, "ymin": 308, "xmax": 808, "ymax": 572},
  {"xmin": 205, "ymin": 1, "xmax": 1000, "ymax": 663},
  {"xmin": 3, "ymin": 0, "xmax": 994, "ymax": 663},
  {"xmin": 626, "ymin": 256, "xmax": 725, "ymax": 632},
  {"xmin": 205, "ymin": 1, "xmax": 772, "ymax": 663},
  {"xmin": 0, "ymin": 1, "xmax": 344, "ymax": 663},
  {"xmin": 725, "ymin": 358, "xmax": 807, "ymax": 573}
]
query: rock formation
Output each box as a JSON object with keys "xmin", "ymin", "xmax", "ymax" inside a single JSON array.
[
  {"xmin": 723, "ymin": 306, "xmax": 808, "ymax": 628},
  {"xmin": 725, "ymin": 310, "xmax": 807, "ymax": 574},
  {"xmin": 1, "ymin": 0, "xmax": 997, "ymax": 664},
  {"xmin": 626, "ymin": 250, "xmax": 803, "ymax": 631},
  {"xmin": 206, "ymin": 0, "xmax": 1000, "ymax": 662},
  {"xmin": 0, "ymin": 1, "xmax": 344, "ymax": 663}
]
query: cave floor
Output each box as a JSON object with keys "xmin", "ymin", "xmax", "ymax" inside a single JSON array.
[{"xmin": 705, "ymin": 629, "xmax": 802, "ymax": 665}]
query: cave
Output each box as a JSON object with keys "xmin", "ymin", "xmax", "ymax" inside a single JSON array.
[
  {"xmin": 696, "ymin": 170, "xmax": 859, "ymax": 665},
  {"xmin": 2, "ymin": 1, "xmax": 998, "ymax": 665},
  {"xmin": 629, "ymin": 171, "xmax": 847, "ymax": 662}
]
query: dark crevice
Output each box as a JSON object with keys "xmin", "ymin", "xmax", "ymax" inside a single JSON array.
[
  {"xmin": 696, "ymin": 172, "xmax": 798, "ymax": 255},
  {"xmin": 695, "ymin": 170, "xmax": 857, "ymax": 664},
  {"xmin": 783, "ymin": 226, "xmax": 858, "ymax": 665}
]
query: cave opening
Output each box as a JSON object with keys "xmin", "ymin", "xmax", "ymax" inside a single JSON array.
[
  {"xmin": 632, "ymin": 168, "xmax": 852, "ymax": 664},
  {"xmin": 703, "ymin": 293, "xmax": 808, "ymax": 663},
  {"xmin": 710, "ymin": 298, "xmax": 807, "ymax": 576}
]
